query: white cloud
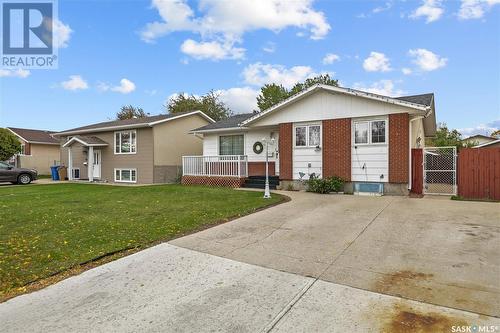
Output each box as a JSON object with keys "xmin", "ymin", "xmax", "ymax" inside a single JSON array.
[
  {"xmin": 141, "ymin": 0, "xmax": 330, "ymax": 60},
  {"xmin": 459, "ymin": 120, "xmax": 500, "ymax": 137},
  {"xmin": 353, "ymin": 80, "xmax": 404, "ymax": 97},
  {"xmin": 410, "ymin": 0, "xmax": 444, "ymax": 23},
  {"xmin": 98, "ymin": 78, "xmax": 136, "ymax": 94},
  {"xmin": 322, "ymin": 53, "xmax": 340, "ymax": 65},
  {"xmin": 145, "ymin": 89, "xmax": 158, "ymax": 96},
  {"xmin": 61, "ymin": 75, "xmax": 88, "ymax": 90},
  {"xmin": 363, "ymin": 52, "xmax": 391, "ymax": 72},
  {"xmin": 402, "ymin": 67, "xmax": 413, "ymax": 75},
  {"xmin": 53, "ymin": 19, "xmax": 73, "ymax": 48},
  {"xmin": 409, "ymin": 48, "xmax": 447, "ymax": 71},
  {"xmin": 180, "ymin": 39, "xmax": 244, "ymax": 60},
  {"xmin": 0, "ymin": 69, "xmax": 30, "ymax": 78},
  {"xmin": 262, "ymin": 42, "xmax": 276, "ymax": 53},
  {"xmin": 242, "ymin": 62, "xmax": 319, "ymax": 88},
  {"xmin": 373, "ymin": 2, "xmax": 393, "ymax": 13},
  {"xmin": 218, "ymin": 87, "xmax": 259, "ymax": 113},
  {"xmin": 458, "ymin": 0, "xmax": 500, "ymax": 20}
]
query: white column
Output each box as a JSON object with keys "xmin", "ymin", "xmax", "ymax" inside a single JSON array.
[
  {"xmin": 88, "ymin": 146, "xmax": 94, "ymax": 182},
  {"xmin": 68, "ymin": 147, "xmax": 73, "ymax": 181}
]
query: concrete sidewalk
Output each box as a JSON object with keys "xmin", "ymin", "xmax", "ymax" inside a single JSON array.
[{"xmin": 1, "ymin": 244, "xmax": 498, "ymax": 333}]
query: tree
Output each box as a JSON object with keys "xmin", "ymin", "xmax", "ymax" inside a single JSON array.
[
  {"xmin": 0, "ymin": 128, "xmax": 21, "ymax": 161},
  {"xmin": 289, "ymin": 73, "xmax": 338, "ymax": 96},
  {"xmin": 256, "ymin": 74, "xmax": 339, "ymax": 111},
  {"xmin": 491, "ymin": 129, "xmax": 500, "ymax": 138},
  {"xmin": 167, "ymin": 90, "xmax": 231, "ymax": 121},
  {"xmin": 116, "ymin": 105, "xmax": 149, "ymax": 120},
  {"xmin": 427, "ymin": 123, "xmax": 464, "ymax": 149},
  {"xmin": 256, "ymin": 84, "xmax": 289, "ymax": 111}
]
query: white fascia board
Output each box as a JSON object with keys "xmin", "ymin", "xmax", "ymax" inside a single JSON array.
[
  {"xmin": 473, "ymin": 139, "xmax": 500, "ymax": 148},
  {"xmin": 241, "ymin": 84, "xmax": 430, "ymax": 126}
]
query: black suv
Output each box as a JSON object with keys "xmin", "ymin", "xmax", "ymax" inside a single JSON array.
[{"xmin": 0, "ymin": 161, "xmax": 38, "ymax": 184}]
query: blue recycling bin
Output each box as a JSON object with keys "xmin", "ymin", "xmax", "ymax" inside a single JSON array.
[{"xmin": 50, "ymin": 166, "xmax": 60, "ymax": 181}]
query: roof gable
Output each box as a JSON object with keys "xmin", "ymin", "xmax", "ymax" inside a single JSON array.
[{"xmin": 242, "ymin": 85, "xmax": 431, "ymax": 126}]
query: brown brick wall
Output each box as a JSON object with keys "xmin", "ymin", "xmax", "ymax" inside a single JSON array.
[
  {"xmin": 322, "ymin": 118, "xmax": 351, "ymax": 181},
  {"xmin": 248, "ymin": 162, "xmax": 275, "ymax": 176},
  {"xmin": 279, "ymin": 123, "xmax": 293, "ymax": 180},
  {"xmin": 181, "ymin": 176, "xmax": 244, "ymax": 188},
  {"xmin": 389, "ymin": 113, "xmax": 409, "ymax": 183}
]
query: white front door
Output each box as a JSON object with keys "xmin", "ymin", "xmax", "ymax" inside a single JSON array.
[{"xmin": 93, "ymin": 150, "xmax": 101, "ymax": 178}]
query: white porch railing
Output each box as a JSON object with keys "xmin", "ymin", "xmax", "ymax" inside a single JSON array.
[{"xmin": 182, "ymin": 155, "xmax": 248, "ymax": 178}]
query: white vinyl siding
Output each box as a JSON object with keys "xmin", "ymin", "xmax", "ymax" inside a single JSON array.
[
  {"xmin": 293, "ymin": 123, "xmax": 322, "ymax": 180},
  {"xmin": 351, "ymin": 117, "xmax": 389, "ymax": 182},
  {"xmin": 114, "ymin": 168, "xmax": 137, "ymax": 183}
]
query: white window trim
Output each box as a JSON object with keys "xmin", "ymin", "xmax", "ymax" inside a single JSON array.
[
  {"xmin": 293, "ymin": 123, "xmax": 322, "ymax": 148},
  {"xmin": 114, "ymin": 130, "xmax": 137, "ymax": 155},
  {"xmin": 114, "ymin": 168, "xmax": 137, "ymax": 183},
  {"xmin": 353, "ymin": 119, "xmax": 388, "ymax": 146},
  {"xmin": 19, "ymin": 143, "xmax": 31, "ymax": 156},
  {"xmin": 217, "ymin": 133, "xmax": 246, "ymax": 156},
  {"xmin": 72, "ymin": 168, "xmax": 80, "ymax": 180}
]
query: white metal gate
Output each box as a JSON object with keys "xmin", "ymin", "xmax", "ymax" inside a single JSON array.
[{"xmin": 423, "ymin": 146, "xmax": 457, "ymax": 195}]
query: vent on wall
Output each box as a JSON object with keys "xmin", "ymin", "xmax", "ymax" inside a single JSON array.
[{"xmin": 354, "ymin": 182, "xmax": 384, "ymax": 196}]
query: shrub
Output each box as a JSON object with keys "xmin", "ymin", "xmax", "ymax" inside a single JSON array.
[{"xmin": 307, "ymin": 175, "xmax": 344, "ymax": 194}]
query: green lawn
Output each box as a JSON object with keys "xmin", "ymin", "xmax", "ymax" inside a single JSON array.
[{"xmin": 0, "ymin": 184, "xmax": 284, "ymax": 297}]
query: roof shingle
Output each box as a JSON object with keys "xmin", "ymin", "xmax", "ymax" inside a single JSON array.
[
  {"xmin": 193, "ymin": 113, "xmax": 255, "ymax": 132},
  {"xmin": 7, "ymin": 127, "xmax": 59, "ymax": 144}
]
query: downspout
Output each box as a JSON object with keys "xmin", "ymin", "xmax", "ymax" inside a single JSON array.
[{"xmin": 408, "ymin": 116, "xmax": 424, "ymax": 190}]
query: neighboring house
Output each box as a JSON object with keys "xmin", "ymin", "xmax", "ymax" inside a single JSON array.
[
  {"xmin": 53, "ymin": 111, "xmax": 213, "ymax": 184},
  {"xmin": 472, "ymin": 139, "xmax": 500, "ymax": 148},
  {"xmin": 462, "ymin": 134, "xmax": 497, "ymax": 147},
  {"xmin": 6, "ymin": 127, "xmax": 60, "ymax": 175},
  {"xmin": 182, "ymin": 84, "xmax": 437, "ymax": 195}
]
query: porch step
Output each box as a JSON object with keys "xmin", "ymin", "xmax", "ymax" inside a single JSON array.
[{"xmin": 242, "ymin": 176, "xmax": 279, "ymax": 189}]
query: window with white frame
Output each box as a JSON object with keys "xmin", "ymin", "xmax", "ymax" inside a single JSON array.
[
  {"xmin": 295, "ymin": 125, "xmax": 321, "ymax": 147},
  {"xmin": 72, "ymin": 168, "xmax": 80, "ymax": 179},
  {"xmin": 115, "ymin": 168, "xmax": 137, "ymax": 183},
  {"xmin": 354, "ymin": 120, "xmax": 386, "ymax": 144},
  {"xmin": 20, "ymin": 144, "xmax": 26, "ymax": 155},
  {"xmin": 115, "ymin": 130, "xmax": 137, "ymax": 154},
  {"xmin": 219, "ymin": 135, "xmax": 244, "ymax": 155}
]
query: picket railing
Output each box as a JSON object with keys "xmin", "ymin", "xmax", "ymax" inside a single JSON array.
[{"xmin": 182, "ymin": 155, "xmax": 248, "ymax": 178}]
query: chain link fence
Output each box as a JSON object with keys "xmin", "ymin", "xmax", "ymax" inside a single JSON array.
[{"xmin": 423, "ymin": 146, "xmax": 457, "ymax": 195}]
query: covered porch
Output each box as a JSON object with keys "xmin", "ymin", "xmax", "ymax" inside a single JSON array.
[{"xmin": 63, "ymin": 136, "xmax": 108, "ymax": 181}]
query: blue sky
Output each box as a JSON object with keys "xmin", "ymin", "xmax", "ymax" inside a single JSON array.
[{"xmin": 1, "ymin": 0, "xmax": 499, "ymax": 136}]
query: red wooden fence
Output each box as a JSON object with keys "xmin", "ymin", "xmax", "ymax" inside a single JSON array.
[
  {"xmin": 458, "ymin": 148, "xmax": 500, "ymax": 200},
  {"xmin": 411, "ymin": 148, "xmax": 423, "ymax": 195}
]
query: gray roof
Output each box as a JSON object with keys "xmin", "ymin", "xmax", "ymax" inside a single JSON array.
[
  {"xmin": 395, "ymin": 93, "xmax": 434, "ymax": 106},
  {"xmin": 75, "ymin": 135, "xmax": 108, "ymax": 145},
  {"xmin": 58, "ymin": 111, "xmax": 198, "ymax": 134},
  {"xmin": 193, "ymin": 113, "xmax": 256, "ymax": 132},
  {"xmin": 7, "ymin": 127, "xmax": 59, "ymax": 144}
]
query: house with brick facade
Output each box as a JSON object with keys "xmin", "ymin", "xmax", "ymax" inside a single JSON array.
[{"xmin": 182, "ymin": 84, "xmax": 436, "ymax": 195}]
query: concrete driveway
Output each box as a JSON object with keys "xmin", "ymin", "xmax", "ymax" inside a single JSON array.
[
  {"xmin": 1, "ymin": 191, "xmax": 499, "ymax": 332},
  {"xmin": 172, "ymin": 192, "xmax": 500, "ymax": 318}
]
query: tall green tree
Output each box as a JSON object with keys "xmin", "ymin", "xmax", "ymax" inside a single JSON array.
[
  {"xmin": 427, "ymin": 123, "xmax": 464, "ymax": 149},
  {"xmin": 289, "ymin": 74, "xmax": 338, "ymax": 96},
  {"xmin": 167, "ymin": 90, "xmax": 231, "ymax": 121},
  {"xmin": 116, "ymin": 105, "xmax": 148, "ymax": 120},
  {"xmin": 256, "ymin": 84, "xmax": 289, "ymax": 111},
  {"xmin": 0, "ymin": 128, "xmax": 21, "ymax": 161},
  {"xmin": 256, "ymin": 74, "xmax": 339, "ymax": 111}
]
